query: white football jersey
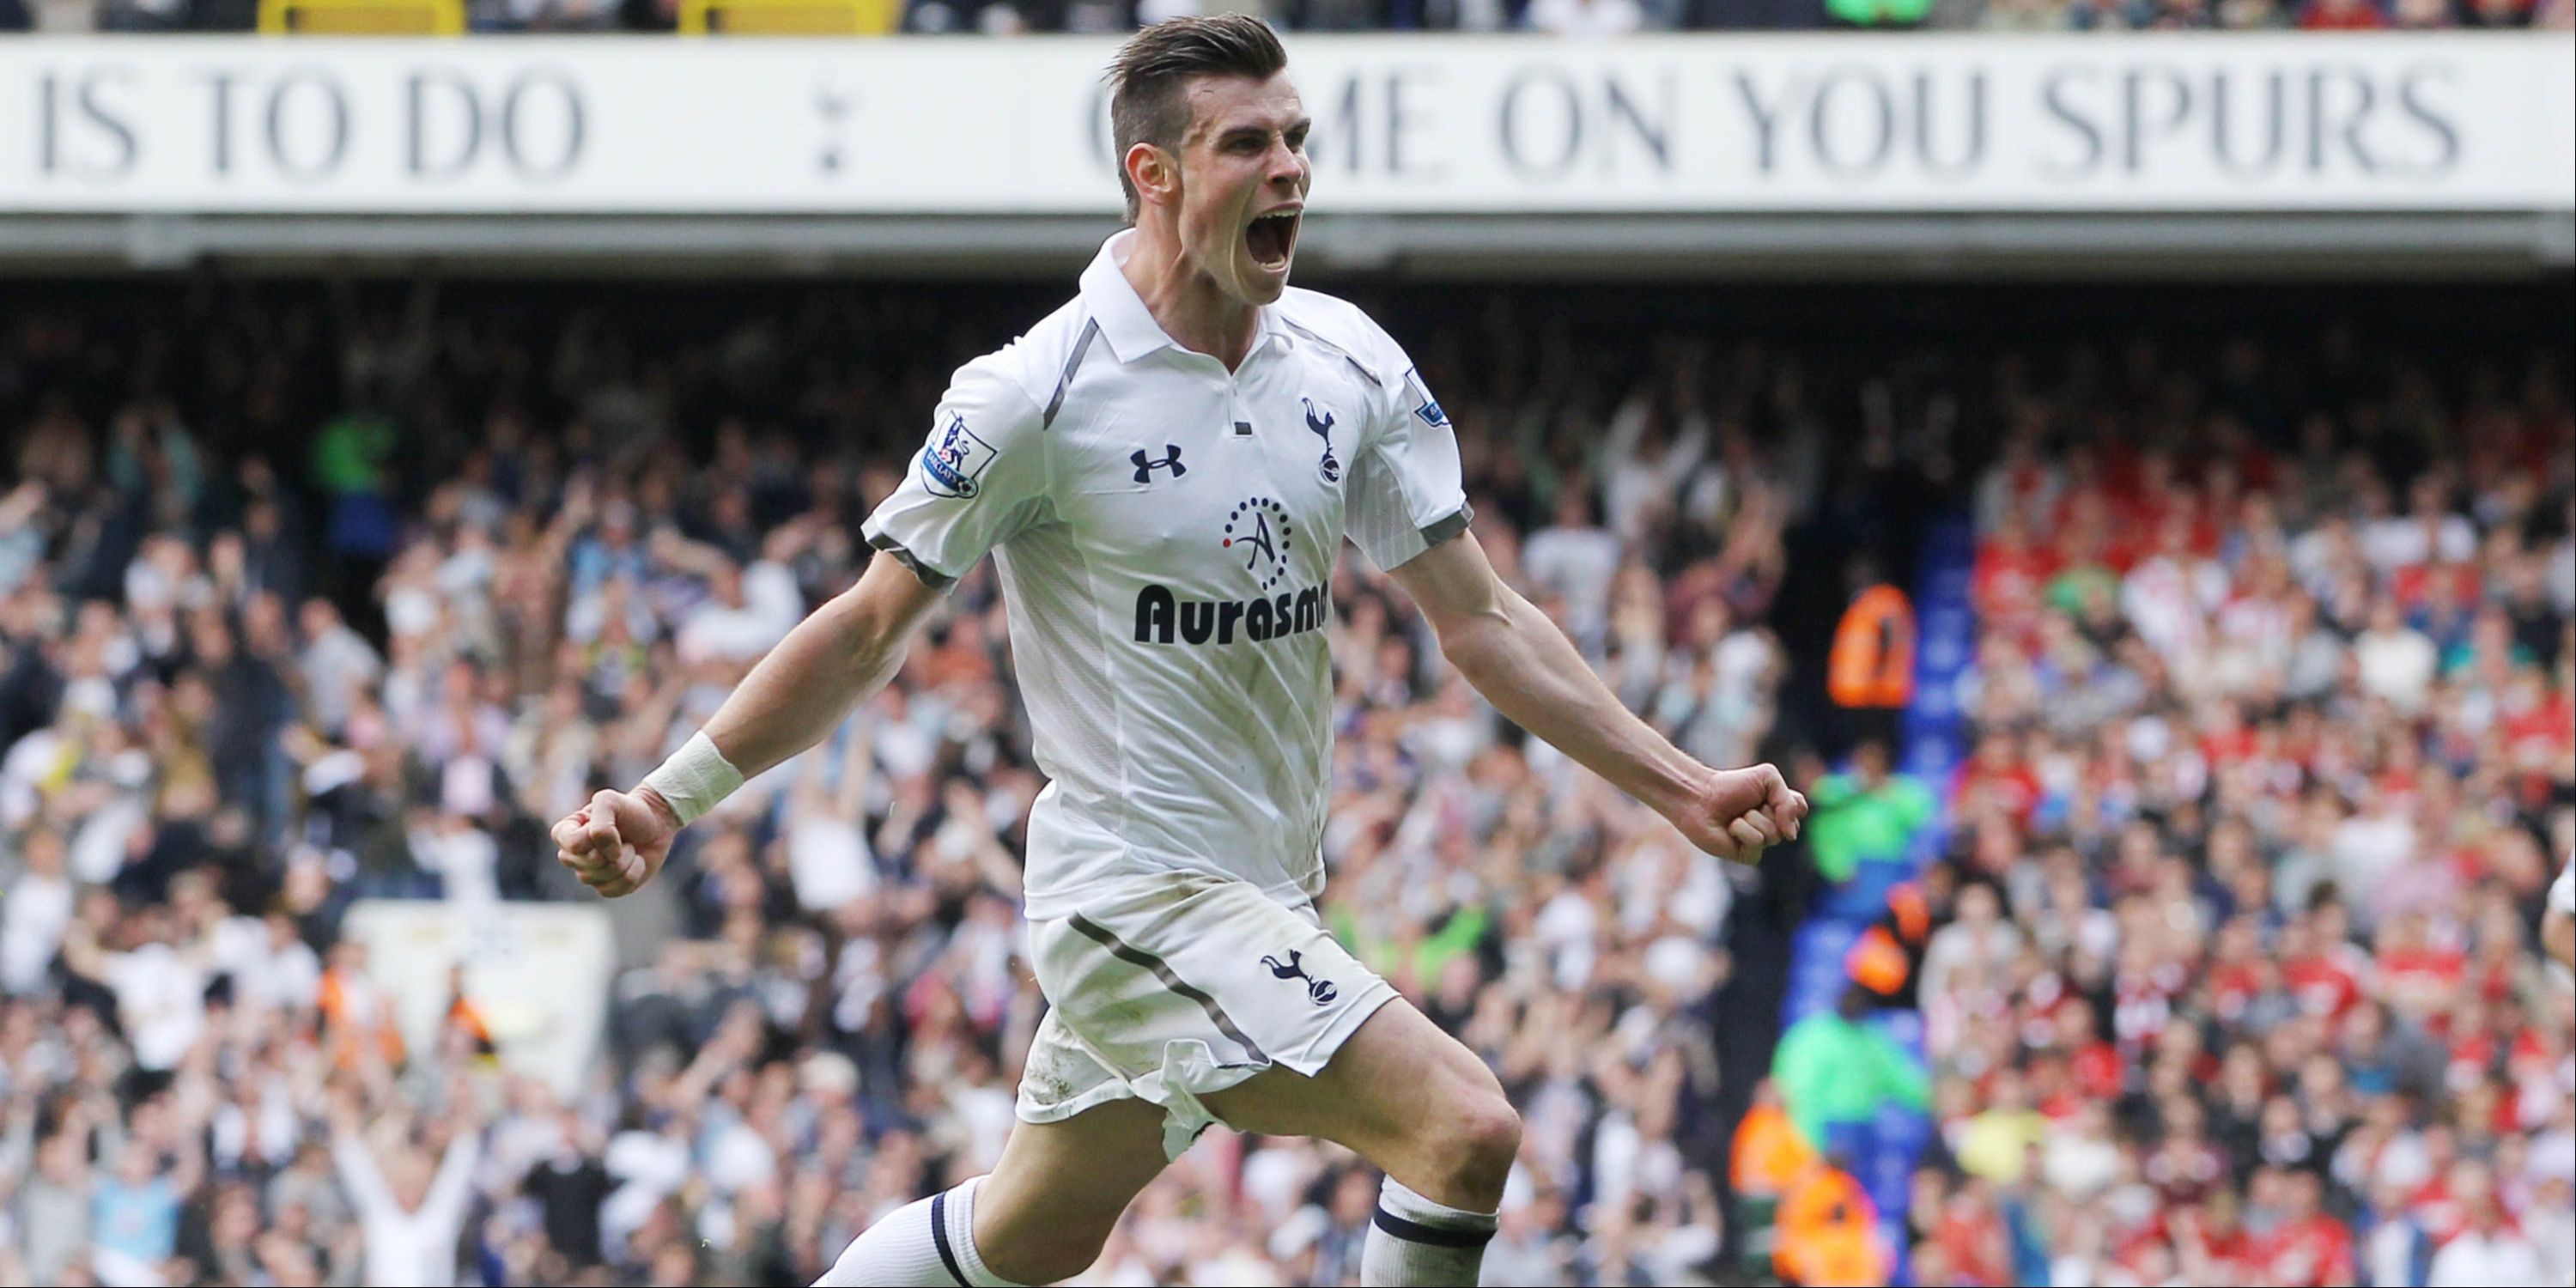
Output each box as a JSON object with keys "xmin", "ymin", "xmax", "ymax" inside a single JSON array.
[{"xmin": 861, "ymin": 231, "xmax": 1470, "ymax": 920}]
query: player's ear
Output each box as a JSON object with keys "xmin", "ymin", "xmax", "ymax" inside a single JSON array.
[{"xmin": 1124, "ymin": 142, "xmax": 1178, "ymax": 212}]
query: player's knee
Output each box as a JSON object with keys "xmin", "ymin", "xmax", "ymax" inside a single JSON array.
[
  {"xmin": 1459, "ymin": 1095, "xmax": 1523, "ymax": 1185},
  {"xmin": 1425, "ymin": 1091, "xmax": 1522, "ymax": 1204},
  {"xmin": 984, "ymin": 1242, "xmax": 1106, "ymax": 1286},
  {"xmin": 977, "ymin": 1214, "xmax": 1113, "ymax": 1285}
]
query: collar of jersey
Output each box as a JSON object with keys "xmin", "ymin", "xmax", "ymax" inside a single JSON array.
[{"xmin": 1080, "ymin": 229, "xmax": 1293, "ymax": 367}]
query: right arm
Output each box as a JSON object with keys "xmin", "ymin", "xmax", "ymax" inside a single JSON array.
[
  {"xmin": 552, "ymin": 553, "xmax": 942, "ymax": 898},
  {"xmin": 556, "ymin": 356, "xmax": 1042, "ymax": 900},
  {"xmin": 690, "ymin": 554, "xmax": 941, "ymax": 784}
]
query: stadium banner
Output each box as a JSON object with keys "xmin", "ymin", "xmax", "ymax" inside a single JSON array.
[
  {"xmin": 1, "ymin": 34, "xmax": 2567, "ymax": 216},
  {"xmin": 340, "ymin": 898, "xmax": 617, "ymax": 1097}
]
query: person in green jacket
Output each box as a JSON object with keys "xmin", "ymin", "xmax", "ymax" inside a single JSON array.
[
  {"xmin": 312, "ymin": 408, "xmax": 401, "ymax": 568},
  {"xmin": 1802, "ymin": 740, "xmax": 1936, "ymax": 886},
  {"xmin": 1826, "ymin": 0, "xmax": 1931, "ymax": 25},
  {"xmin": 1772, "ymin": 986, "xmax": 1931, "ymax": 1156}
]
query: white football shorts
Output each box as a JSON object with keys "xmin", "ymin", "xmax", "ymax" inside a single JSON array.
[{"xmin": 1015, "ymin": 872, "xmax": 1397, "ymax": 1160}]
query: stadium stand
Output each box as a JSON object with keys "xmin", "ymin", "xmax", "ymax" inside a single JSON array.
[
  {"xmin": 1892, "ymin": 337, "xmax": 2576, "ymax": 1287},
  {"xmin": 0, "ymin": 276, "xmax": 2569, "ymax": 1287}
]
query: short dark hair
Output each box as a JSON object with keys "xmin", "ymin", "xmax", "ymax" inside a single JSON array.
[{"xmin": 1107, "ymin": 15, "xmax": 1289, "ymax": 224}]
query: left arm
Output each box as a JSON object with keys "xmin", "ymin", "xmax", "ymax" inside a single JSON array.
[
  {"xmin": 1388, "ymin": 531, "xmax": 1805, "ymax": 865},
  {"xmin": 422, "ymin": 1126, "xmax": 483, "ymax": 1230},
  {"xmin": 420, "ymin": 1080, "xmax": 484, "ymax": 1230}
]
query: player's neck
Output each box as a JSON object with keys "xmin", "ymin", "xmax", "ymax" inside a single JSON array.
[{"xmin": 1121, "ymin": 225, "xmax": 1261, "ymax": 372}]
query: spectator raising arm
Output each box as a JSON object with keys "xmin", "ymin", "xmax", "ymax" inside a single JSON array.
[
  {"xmin": 418, "ymin": 1123, "xmax": 483, "ymax": 1250},
  {"xmin": 330, "ymin": 1083, "xmax": 485, "ymax": 1288}
]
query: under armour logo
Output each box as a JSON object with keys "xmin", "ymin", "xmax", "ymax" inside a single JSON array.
[
  {"xmin": 1132, "ymin": 445, "xmax": 1187, "ymax": 483},
  {"xmin": 1261, "ymin": 950, "xmax": 1339, "ymax": 1006},
  {"xmin": 1302, "ymin": 398, "xmax": 1340, "ymax": 484}
]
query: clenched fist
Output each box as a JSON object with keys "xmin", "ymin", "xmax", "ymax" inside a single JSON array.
[
  {"xmin": 1669, "ymin": 762, "xmax": 1809, "ymax": 866},
  {"xmin": 552, "ymin": 787, "xmax": 682, "ymax": 898}
]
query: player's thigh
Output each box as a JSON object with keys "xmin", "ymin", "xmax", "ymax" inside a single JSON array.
[
  {"xmin": 975, "ymin": 1096, "xmax": 1170, "ymax": 1250},
  {"xmin": 1198, "ymin": 996, "xmax": 1511, "ymax": 1165}
]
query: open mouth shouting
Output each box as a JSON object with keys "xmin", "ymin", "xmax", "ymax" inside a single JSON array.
[{"xmin": 1246, "ymin": 205, "xmax": 1302, "ymax": 276}]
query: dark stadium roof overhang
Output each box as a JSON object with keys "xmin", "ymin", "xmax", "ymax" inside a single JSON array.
[{"xmin": 4, "ymin": 211, "xmax": 2571, "ymax": 281}]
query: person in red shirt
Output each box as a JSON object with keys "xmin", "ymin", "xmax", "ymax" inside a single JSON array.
[
  {"xmin": 2462, "ymin": 903, "xmax": 2526, "ymax": 1006},
  {"xmin": 2044, "ymin": 445, "xmax": 2113, "ymax": 532},
  {"xmin": 2052, "ymin": 489, "xmax": 2140, "ymax": 580},
  {"xmin": 2258, "ymin": 1170, "xmax": 2356, "ymax": 1287},
  {"xmin": 1972, "ymin": 511, "xmax": 2059, "ymax": 647},
  {"xmin": 2499, "ymin": 669, "xmax": 2573, "ymax": 793},
  {"xmin": 2300, "ymin": 0, "xmax": 2390, "ymax": 25},
  {"xmin": 2420, "ymin": 1157, "xmax": 2529, "ymax": 1254},
  {"xmin": 2025, "ymin": 1053, "xmax": 2086, "ymax": 1122},
  {"xmin": 2404, "ymin": 1126, "xmax": 2468, "ymax": 1242},
  {"xmin": 2440, "ymin": 999, "xmax": 2517, "ymax": 1094},
  {"xmin": 1952, "ymin": 731, "xmax": 2042, "ymax": 835},
  {"xmin": 2120, "ymin": 452, "xmax": 2181, "ymax": 538},
  {"xmin": 1924, "ymin": 1181, "xmax": 2012, "ymax": 1287},
  {"xmin": 2277, "ymin": 915, "xmax": 2368, "ymax": 1022},
  {"xmin": 2504, "ymin": 1021, "xmax": 2566, "ymax": 1131},
  {"xmin": 2071, "ymin": 1040, "xmax": 2127, "ymax": 1106},
  {"xmin": 2196, "ymin": 699, "xmax": 2260, "ymax": 773},
  {"xmin": 2172, "ymin": 1193, "xmax": 2257, "ymax": 1285},
  {"xmin": 2372, "ymin": 910, "xmax": 2466, "ymax": 1020},
  {"xmin": 2203, "ymin": 917, "xmax": 2269, "ymax": 1024},
  {"xmin": 2143, "ymin": 1103, "xmax": 2229, "ymax": 1208}
]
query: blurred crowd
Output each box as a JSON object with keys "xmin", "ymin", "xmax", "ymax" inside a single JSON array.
[
  {"xmin": 0, "ymin": 275, "xmax": 1820, "ymax": 1287},
  {"xmin": 1856, "ymin": 341, "xmax": 2576, "ymax": 1285},
  {"xmin": 6, "ymin": 0, "xmax": 2568, "ymax": 38},
  {"xmin": 1, "ymin": 272, "xmax": 2567, "ymax": 1288}
]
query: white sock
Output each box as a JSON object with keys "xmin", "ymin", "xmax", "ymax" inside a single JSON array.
[
  {"xmin": 816, "ymin": 1176, "xmax": 1020, "ymax": 1287},
  {"xmin": 1361, "ymin": 1176, "xmax": 1498, "ymax": 1287}
]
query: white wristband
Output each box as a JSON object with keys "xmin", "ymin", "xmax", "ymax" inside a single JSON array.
[{"xmin": 640, "ymin": 731, "xmax": 744, "ymax": 827}]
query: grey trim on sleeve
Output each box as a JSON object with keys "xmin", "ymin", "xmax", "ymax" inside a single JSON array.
[
  {"xmin": 1419, "ymin": 501, "xmax": 1474, "ymax": 550},
  {"xmin": 1042, "ymin": 318, "xmax": 1102, "ymax": 430},
  {"xmin": 867, "ymin": 531, "xmax": 955, "ymax": 592},
  {"xmin": 1277, "ymin": 317, "xmax": 1382, "ymax": 388}
]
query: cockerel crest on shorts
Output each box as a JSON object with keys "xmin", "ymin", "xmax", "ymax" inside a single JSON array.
[{"xmin": 1261, "ymin": 950, "xmax": 1339, "ymax": 1005}]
